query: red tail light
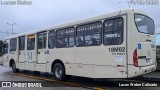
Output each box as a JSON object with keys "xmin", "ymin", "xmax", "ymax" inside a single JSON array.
[{"xmin": 133, "ymin": 48, "xmax": 138, "ymax": 67}]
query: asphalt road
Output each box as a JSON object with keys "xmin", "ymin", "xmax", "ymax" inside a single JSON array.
[
  {"xmin": 0, "ymin": 65, "xmax": 89, "ymax": 90},
  {"xmin": 0, "ymin": 65, "xmax": 160, "ymax": 90}
]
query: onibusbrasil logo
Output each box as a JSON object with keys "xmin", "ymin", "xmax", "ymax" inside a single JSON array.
[{"xmin": 1, "ymin": 82, "xmax": 42, "ymax": 87}]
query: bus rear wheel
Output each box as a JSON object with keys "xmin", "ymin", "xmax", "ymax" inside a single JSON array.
[
  {"xmin": 11, "ymin": 62, "xmax": 19, "ymax": 73},
  {"xmin": 52, "ymin": 63, "xmax": 65, "ymax": 81}
]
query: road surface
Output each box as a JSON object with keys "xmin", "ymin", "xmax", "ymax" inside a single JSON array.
[{"xmin": 0, "ymin": 65, "xmax": 160, "ymax": 90}]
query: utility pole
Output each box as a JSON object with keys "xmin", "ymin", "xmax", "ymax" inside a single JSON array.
[{"xmin": 7, "ymin": 22, "xmax": 16, "ymax": 36}]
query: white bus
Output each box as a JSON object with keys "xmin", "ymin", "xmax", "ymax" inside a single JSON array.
[{"xmin": 2, "ymin": 9, "xmax": 157, "ymax": 81}]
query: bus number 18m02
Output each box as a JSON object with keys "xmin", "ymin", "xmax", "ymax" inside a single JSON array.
[{"xmin": 109, "ymin": 47, "xmax": 125, "ymax": 52}]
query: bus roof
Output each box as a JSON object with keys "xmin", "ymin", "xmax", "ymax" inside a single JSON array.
[{"xmin": 4, "ymin": 9, "xmax": 149, "ymax": 40}]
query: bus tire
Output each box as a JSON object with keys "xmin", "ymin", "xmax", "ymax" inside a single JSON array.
[
  {"xmin": 11, "ymin": 61, "xmax": 19, "ymax": 73},
  {"xmin": 52, "ymin": 63, "xmax": 65, "ymax": 81},
  {"xmin": 33, "ymin": 71, "xmax": 41, "ymax": 75}
]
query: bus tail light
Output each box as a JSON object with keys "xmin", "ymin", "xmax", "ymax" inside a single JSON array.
[{"xmin": 133, "ymin": 48, "xmax": 138, "ymax": 67}]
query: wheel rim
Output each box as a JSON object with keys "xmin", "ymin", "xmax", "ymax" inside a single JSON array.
[{"xmin": 55, "ymin": 67, "xmax": 62, "ymax": 78}]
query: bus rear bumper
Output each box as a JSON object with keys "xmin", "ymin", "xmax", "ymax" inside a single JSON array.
[{"xmin": 128, "ymin": 63, "xmax": 157, "ymax": 78}]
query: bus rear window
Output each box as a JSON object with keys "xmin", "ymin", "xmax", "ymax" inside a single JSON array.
[{"xmin": 135, "ymin": 14, "xmax": 155, "ymax": 35}]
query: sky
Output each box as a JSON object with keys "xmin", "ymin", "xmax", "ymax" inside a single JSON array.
[{"xmin": 0, "ymin": 0, "xmax": 160, "ymax": 43}]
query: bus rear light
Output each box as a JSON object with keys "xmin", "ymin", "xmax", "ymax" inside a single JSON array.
[{"xmin": 133, "ymin": 48, "xmax": 138, "ymax": 67}]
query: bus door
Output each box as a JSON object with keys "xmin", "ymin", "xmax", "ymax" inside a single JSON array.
[
  {"xmin": 26, "ymin": 35, "xmax": 36, "ymax": 71},
  {"xmin": 18, "ymin": 36, "xmax": 25, "ymax": 69},
  {"xmin": 2, "ymin": 41, "xmax": 9, "ymax": 67},
  {"xmin": 10, "ymin": 38, "xmax": 18, "ymax": 66},
  {"xmin": 47, "ymin": 30, "xmax": 55, "ymax": 72},
  {"xmin": 36, "ymin": 32, "xmax": 47, "ymax": 72}
]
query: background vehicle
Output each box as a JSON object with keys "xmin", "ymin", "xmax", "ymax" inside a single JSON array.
[
  {"xmin": 0, "ymin": 41, "xmax": 3, "ymax": 65},
  {"xmin": 156, "ymin": 34, "xmax": 160, "ymax": 71},
  {"xmin": 156, "ymin": 45, "xmax": 160, "ymax": 71},
  {"xmin": 2, "ymin": 9, "xmax": 157, "ymax": 80}
]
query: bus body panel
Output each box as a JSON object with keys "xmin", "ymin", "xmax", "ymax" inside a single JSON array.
[
  {"xmin": 26, "ymin": 51, "xmax": 36, "ymax": 71},
  {"xmin": 93, "ymin": 65, "xmax": 127, "ymax": 78},
  {"xmin": 128, "ymin": 64, "xmax": 156, "ymax": 77},
  {"xmin": 52, "ymin": 47, "xmax": 76, "ymax": 75},
  {"xmin": 75, "ymin": 15, "xmax": 127, "ymax": 78},
  {"xmin": 137, "ymin": 41, "xmax": 156, "ymax": 66}
]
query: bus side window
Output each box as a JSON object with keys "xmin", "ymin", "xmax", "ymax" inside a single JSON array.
[
  {"xmin": 48, "ymin": 30, "xmax": 55, "ymax": 49},
  {"xmin": 104, "ymin": 18, "xmax": 123, "ymax": 45},
  {"xmin": 38, "ymin": 33, "xmax": 47, "ymax": 49},
  {"xmin": 56, "ymin": 28, "xmax": 75, "ymax": 48},
  {"xmin": 3, "ymin": 43, "xmax": 8, "ymax": 54},
  {"xmin": 27, "ymin": 35, "xmax": 35, "ymax": 50},
  {"xmin": 10, "ymin": 38, "xmax": 17, "ymax": 52},
  {"xmin": 76, "ymin": 22, "xmax": 102, "ymax": 47},
  {"xmin": 77, "ymin": 36, "xmax": 84, "ymax": 46},
  {"xmin": 19, "ymin": 36, "xmax": 25, "ymax": 51}
]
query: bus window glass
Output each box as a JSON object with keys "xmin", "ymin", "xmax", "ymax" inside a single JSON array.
[
  {"xmin": 135, "ymin": 14, "xmax": 155, "ymax": 35},
  {"xmin": 3, "ymin": 43, "xmax": 8, "ymax": 54},
  {"xmin": 104, "ymin": 20, "xmax": 113, "ymax": 32},
  {"xmin": 76, "ymin": 22, "xmax": 102, "ymax": 47},
  {"xmin": 10, "ymin": 38, "xmax": 17, "ymax": 52},
  {"xmin": 104, "ymin": 18, "xmax": 123, "ymax": 45},
  {"xmin": 27, "ymin": 35, "xmax": 35, "ymax": 50},
  {"xmin": 38, "ymin": 33, "xmax": 47, "ymax": 49},
  {"xmin": 56, "ymin": 28, "xmax": 75, "ymax": 48},
  {"xmin": 48, "ymin": 30, "xmax": 55, "ymax": 49},
  {"xmin": 19, "ymin": 36, "xmax": 25, "ymax": 50}
]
